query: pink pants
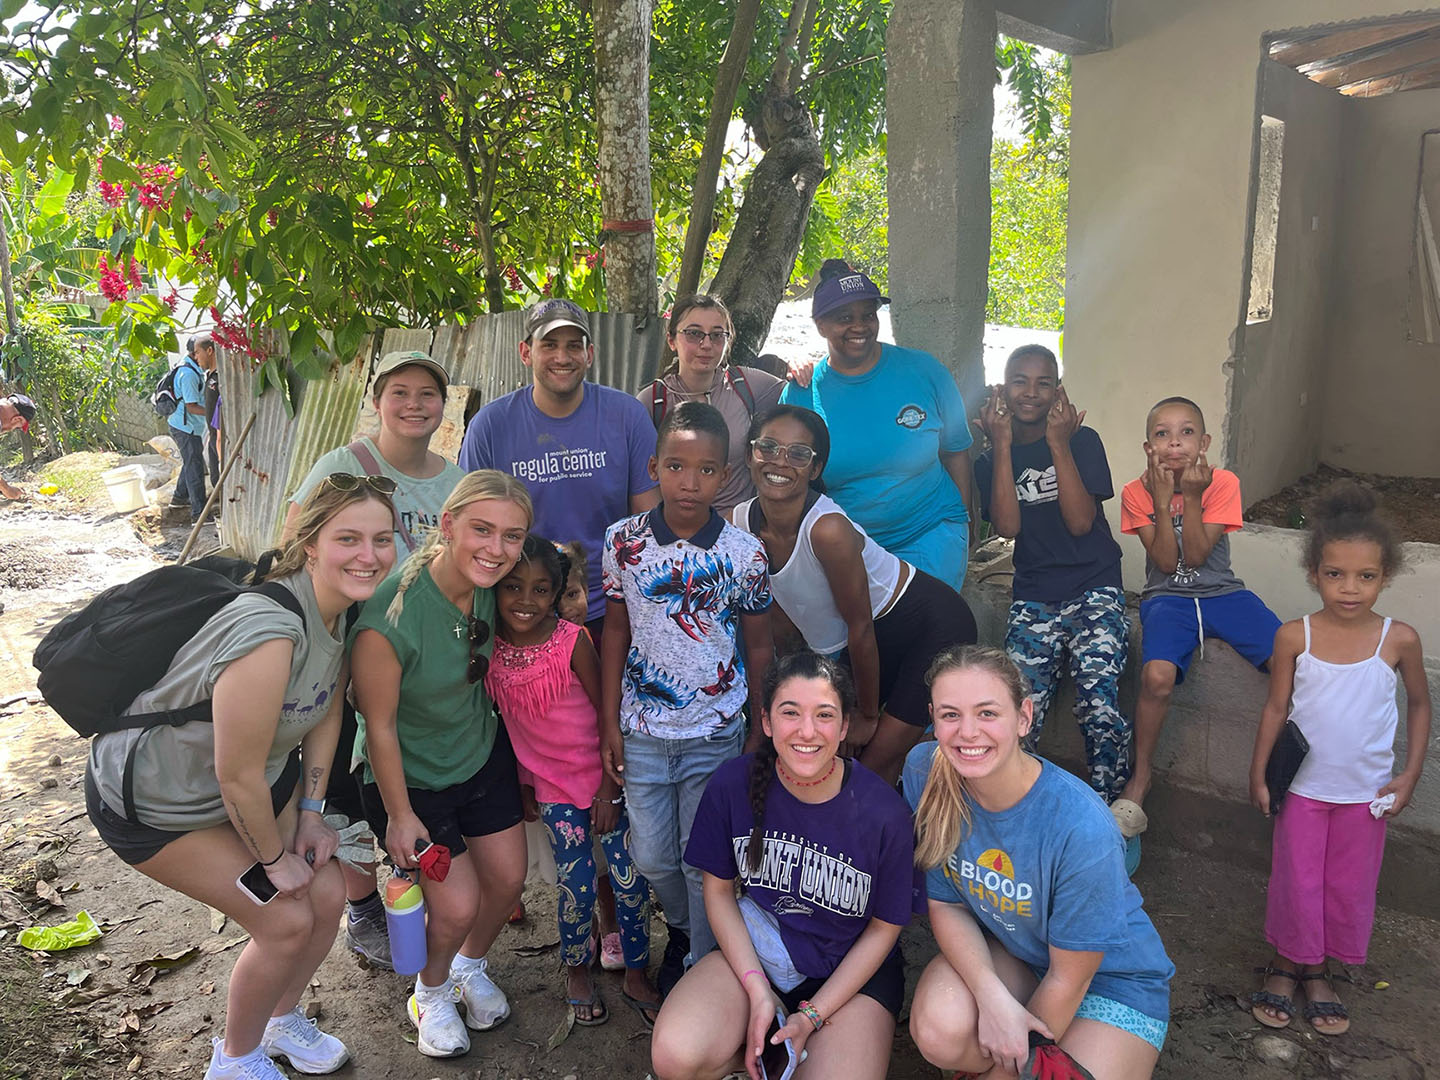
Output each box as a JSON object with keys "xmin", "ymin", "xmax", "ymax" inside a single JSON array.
[{"xmin": 1264, "ymin": 793, "xmax": 1387, "ymax": 965}]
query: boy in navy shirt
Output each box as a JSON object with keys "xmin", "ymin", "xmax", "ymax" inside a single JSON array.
[
  {"xmin": 600, "ymin": 402, "xmax": 774, "ymax": 993},
  {"xmin": 974, "ymin": 346, "xmax": 1132, "ymax": 810}
]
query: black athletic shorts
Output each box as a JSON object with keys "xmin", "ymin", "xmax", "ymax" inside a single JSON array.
[
  {"xmin": 359, "ymin": 724, "xmax": 522, "ymax": 858},
  {"xmin": 841, "ymin": 570, "xmax": 978, "ymax": 728},
  {"xmin": 774, "ymin": 945, "xmax": 906, "ymax": 1020},
  {"xmin": 324, "ymin": 700, "xmax": 367, "ymax": 822},
  {"xmin": 85, "ymin": 751, "xmax": 301, "ymax": 867}
]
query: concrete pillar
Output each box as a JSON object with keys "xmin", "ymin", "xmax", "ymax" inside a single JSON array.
[{"xmin": 886, "ymin": 0, "xmax": 996, "ymax": 412}]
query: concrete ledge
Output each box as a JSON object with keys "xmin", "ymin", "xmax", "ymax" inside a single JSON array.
[{"xmin": 961, "ymin": 568, "xmax": 1440, "ymax": 916}]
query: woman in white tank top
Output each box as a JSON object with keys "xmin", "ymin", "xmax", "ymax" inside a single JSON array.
[{"xmin": 732, "ymin": 405, "xmax": 977, "ymax": 784}]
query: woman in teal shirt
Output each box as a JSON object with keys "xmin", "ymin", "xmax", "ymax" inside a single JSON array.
[
  {"xmin": 781, "ymin": 259, "xmax": 976, "ymax": 590},
  {"xmin": 351, "ymin": 470, "xmax": 534, "ymax": 1060}
]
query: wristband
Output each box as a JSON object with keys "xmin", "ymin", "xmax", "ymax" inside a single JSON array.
[
  {"xmin": 260, "ymin": 849, "xmax": 285, "ymax": 867},
  {"xmin": 298, "ymin": 797, "xmax": 325, "ymax": 814},
  {"xmin": 593, "ymin": 795, "xmax": 623, "ymax": 805},
  {"xmin": 741, "ymin": 969, "xmax": 763, "ymax": 987},
  {"xmin": 797, "ymin": 1000, "xmax": 825, "ymax": 1031}
]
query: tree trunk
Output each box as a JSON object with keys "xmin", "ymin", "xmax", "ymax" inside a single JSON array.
[
  {"xmin": 593, "ymin": 0, "xmax": 659, "ymax": 316},
  {"xmin": 0, "ymin": 205, "xmax": 18, "ymax": 374},
  {"xmin": 675, "ymin": 0, "xmax": 762, "ymax": 301},
  {"xmin": 709, "ymin": 91, "xmax": 825, "ymax": 366}
]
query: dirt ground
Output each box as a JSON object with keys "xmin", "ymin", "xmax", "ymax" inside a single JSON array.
[
  {"xmin": 3, "ymin": 455, "xmax": 1439, "ymax": 1080},
  {"xmin": 1246, "ymin": 464, "xmax": 1440, "ymax": 546}
]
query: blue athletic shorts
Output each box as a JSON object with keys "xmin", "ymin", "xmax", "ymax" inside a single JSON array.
[
  {"xmin": 1138, "ymin": 589, "xmax": 1281, "ymax": 683},
  {"xmin": 1074, "ymin": 992, "xmax": 1168, "ymax": 1052}
]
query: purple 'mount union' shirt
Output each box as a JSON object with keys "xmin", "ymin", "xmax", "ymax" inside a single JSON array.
[
  {"xmin": 685, "ymin": 754, "xmax": 922, "ymax": 979},
  {"xmin": 458, "ymin": 382, "xmax": 658, "ymax": 621}
]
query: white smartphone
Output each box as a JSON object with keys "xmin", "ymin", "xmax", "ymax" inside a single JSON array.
[{"xmin": 236, "ymin": 860, "xmax": 279, "ymax": 905}]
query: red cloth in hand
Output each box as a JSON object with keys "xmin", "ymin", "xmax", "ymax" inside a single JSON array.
[{"xmin": 416, "ymin": 841, "xmax": 451, "ymax": 882}]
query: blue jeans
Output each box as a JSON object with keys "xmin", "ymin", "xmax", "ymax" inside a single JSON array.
[
  {"xmin": 621, "ymin": 712, "xmax": 744, "ymax": 962},
  {"xmin": 169, "ymin": 424, "xmax": 206, "ymax": 518},
  {"xmin": 538, "ymin": 802, "xmax": 651, "ymax": 969}
]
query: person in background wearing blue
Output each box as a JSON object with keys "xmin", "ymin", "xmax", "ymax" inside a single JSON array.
[
  {"xmin": 169, "ymin": 332, "xmax": 217, "ymax": 524},
  {"xmin": 905, "ymin": 646, "xmax": 1172, "ymax": 1080},
  {"xmin": 781, "ymin": 260, "xmax": 976, "ymax": 590},
  {"xmin": 973, "ymin": 345, "xmax": 1138, "ymax": 872}
]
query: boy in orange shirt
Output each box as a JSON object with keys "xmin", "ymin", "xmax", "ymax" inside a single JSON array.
[{"xmin": 1116, "ymin": 397, "xmax": 1281, "ymax": 823}]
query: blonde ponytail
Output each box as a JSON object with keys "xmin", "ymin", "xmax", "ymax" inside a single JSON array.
[
  {"xmin": 384, "ymin": 469, "xmax": 534, "ymax": 625},
  {"xmin": 912, "ymin": 645, "xmax": 1030, "ymax": 870}
]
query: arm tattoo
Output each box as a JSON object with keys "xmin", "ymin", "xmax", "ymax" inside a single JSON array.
[
  {"xmin": 225, "ymin": 797, "xmax": 263, "ymax": 860},
  {"xmin": 307, "ymin": 766, "xmax": 324, "ymax": 798}
]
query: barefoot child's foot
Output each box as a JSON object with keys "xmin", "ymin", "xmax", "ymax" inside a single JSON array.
[
  {"xmin": 1250, "ymin": 959, "xmax": 1300, "ymax": 1028},
  {"xmin": 1301, "ymin": 965, "xmax": 1350, "ymax": 1036}
]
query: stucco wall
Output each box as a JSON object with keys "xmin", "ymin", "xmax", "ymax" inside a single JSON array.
[
  {"xmin": 1066, "ymin": 0, "xmax": 1440, "ymax": 595},
  {"xmin": 1227, "ymin": 61, "xmax": 1346, "ymax": 503},
  {"xmin": 1321, "ymin": 87, "xmax": 1440, "ymax": 474}
]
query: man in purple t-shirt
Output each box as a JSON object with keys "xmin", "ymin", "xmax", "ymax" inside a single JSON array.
[{"xmin": 458, "ymin": 299, "xmax": 660, "ymax": 636}]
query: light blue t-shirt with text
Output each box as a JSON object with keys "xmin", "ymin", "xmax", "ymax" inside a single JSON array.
[
  {"xmin": 781, "ymin": 344, "xmax": 973, "ymax": 588},
  {"xmin": 902, "ymin": 747, "xmax": 1173, "ymax": 1021}
]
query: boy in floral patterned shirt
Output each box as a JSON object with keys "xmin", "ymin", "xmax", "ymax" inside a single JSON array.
[{"xmin": 600, "ymin": 401, "xmax": 774, "ymax": 994}]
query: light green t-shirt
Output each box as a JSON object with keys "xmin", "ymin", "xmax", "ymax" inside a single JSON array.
[
  {"xmin": 352, "ymin": 567, "xmax": 497, "ymax": 791},
  {"xmin": 290, "ymin": 437, "xmax": 464, "ymax": 571}
]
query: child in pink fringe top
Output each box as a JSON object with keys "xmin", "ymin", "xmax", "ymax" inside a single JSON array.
[{"xmin": 487, "ymin": 537, "xmax": 661, "ymax": 1028}]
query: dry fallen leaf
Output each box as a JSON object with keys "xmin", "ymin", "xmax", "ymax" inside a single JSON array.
[
  {"xmin": 546, "ymin": 1006, "xmax": 575, "ymax": 1051},
  {"xmin": 126, "ymin": 1053, "xmax": 142, "ymax": 1073},
  {"xmin": 198, "ymin": 980, "xmax": 215, "ymax": 996},
  {"xmin": 208, "ymin": 907, "xmax": 227, "ymax": 935},
  {"xmin": 33, "ymin": 879, "xmax": 64, "ymax": 907}
]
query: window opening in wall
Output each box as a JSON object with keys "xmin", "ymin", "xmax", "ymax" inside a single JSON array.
[
  {"xmin": 1247, "ymin": 115, "xmax": 1285, "ymax": 324},
  {"xmin": 1409, "ymin": 130, "xmax": 1440, "ymax": 344}
]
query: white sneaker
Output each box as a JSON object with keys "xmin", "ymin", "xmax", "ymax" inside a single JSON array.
[
  {"xmin": 451, "ymin": 955, "xmax": 511, "ymax": 1030},
  {"xmin": 204, "ymin": 1038, "xmax": 288, "ymax": 1080},
  {"xmin": 407, "ymin": 981, "xmax": 470, "ymax": 1058},
  {"xmin": 261, "ymin": 1008, "xmax": 350, "ymax": 1074}
]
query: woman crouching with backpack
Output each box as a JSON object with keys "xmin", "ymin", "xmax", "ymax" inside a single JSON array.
[{"xmin": 85, "ymin": 476, "xmax": 399, "ymax": 1080}]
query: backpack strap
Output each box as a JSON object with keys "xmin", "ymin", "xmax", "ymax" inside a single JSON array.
[
  {"xmin": 347, "ymin": 439, "xmax": 418, "ymax": 553},
  {"xmin": 119, "ymin": 582, "xmax": 307, "ymax": 823},
  {"xmin": 648, "ymin": 380, "xmax": 667, "ymax": 429},
  {"xmin": 729, "ymin": 366, "xmax": 757, "ymax": 414}
]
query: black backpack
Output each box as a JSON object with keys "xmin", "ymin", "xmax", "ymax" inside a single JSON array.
[
  {"xmin": 33, "ymin": 556, "xmax": 305, "ymax": 739},
  {"xmin": 151, "ymin": 364, "xmax": 182, "ymax": 417}
]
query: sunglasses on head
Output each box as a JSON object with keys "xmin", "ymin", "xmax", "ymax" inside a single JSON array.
[
  {"xmin": 750, "ymin": 438, "xmax": 817, "ymax": 467},
  {"xmin": 322, "ymin": 472, "xmax": 398, "ymax": 495},
  {"xmin": 466, "ymin": 616, "xmax": 492, "ymax": 684}
]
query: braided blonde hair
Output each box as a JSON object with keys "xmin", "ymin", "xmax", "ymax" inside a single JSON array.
[
  {"xmin": 258, "ymin": 481, "xmax": 397, "ymax": 583},
  {"xmin": 384, "ymin": 469, "xmax": 533, "ymax": 625},
  {"xmin": 913, "ymin": 645, "xmax": 1030, "ymax": 869}
]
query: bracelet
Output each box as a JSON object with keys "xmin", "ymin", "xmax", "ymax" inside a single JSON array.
[
  {"xmin": 741, "ymin": 969, "xmax": 764, "ymax": 987},
  {"xmin": 797, "ymin": 1000, "xmax": 825, "ymax": 1031},
  {"xmin": 593, "ymin": 795, "xmax": 623, "ymax": 805},
  {"xmin": 298, "ymin": 797, "xmax": 325, "ymax": 814},
  {"xmin": 260, "ymin": 849, "xmax": 285, "ymax": 867}
]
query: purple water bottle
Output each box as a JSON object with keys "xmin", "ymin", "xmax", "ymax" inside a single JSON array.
[{"xmin": 384, "ymin": 871, "xmax": 428, "ymax": 975}]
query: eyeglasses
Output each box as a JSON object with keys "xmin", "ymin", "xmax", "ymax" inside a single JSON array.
[
  {"xmin": 677, "ymin": 328, "xmax": 732, "ymax": 346},
  {"xmin": 322, "ymin": 472, "xmax": 398, "ymax": 495},
  {"xmin": 466, "ymin": 616, "xmax": 492, "ymax": 684},
  {"xmin": 750, "ymin": 438, "xmax": 817, "ymax": 467}
]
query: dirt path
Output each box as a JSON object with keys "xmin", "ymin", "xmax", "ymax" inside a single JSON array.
[{"xmin": 2, "ymin": 491, "xmax": 1437, "ymax": 1079}]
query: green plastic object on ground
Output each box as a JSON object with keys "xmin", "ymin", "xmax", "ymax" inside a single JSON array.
[{"xmin": 18, "ymin": 909, "xmax": 102, "ymax": 951}]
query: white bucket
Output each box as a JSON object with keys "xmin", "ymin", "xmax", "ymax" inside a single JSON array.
[{"xmin": 101, "ymin": 465, "xmax": 147, "ymax": 513}]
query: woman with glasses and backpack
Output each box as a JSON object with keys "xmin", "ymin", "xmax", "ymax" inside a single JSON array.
[
  {"xmin": 84, "ymin": 476, "xmax": 399, "ymax": 1080},
  {"xmin": 731, "ymin": 405, "xmax": 977, "ymax": 786},
  {"xmin": 637, "ymin": 295, "xmax": 784, "ymax": 516},
  {"xmin": 349, "ymin": 470, "xmax": 535, "ymax": 1060},
  {"xmin": 284, "ymin": 349, "xmax": 465, "ymax": 968}
]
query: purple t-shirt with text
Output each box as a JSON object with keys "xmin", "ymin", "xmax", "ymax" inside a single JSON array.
[
  {"xmin": 685, "ymin": 754, "xmax": 922, "ymax": 979},
  {"xmin": 459, "ymin": 382, "xmax": 658, "ymax": 621}
]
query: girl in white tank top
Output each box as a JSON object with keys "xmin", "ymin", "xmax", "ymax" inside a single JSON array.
[{"xmin": 1247, "ymin": 483, "xmax": 1429, "ymax": 1037}]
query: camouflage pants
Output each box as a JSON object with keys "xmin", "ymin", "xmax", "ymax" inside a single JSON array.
[{"xmin": 1005, "ymin": 586, "xmax": 1132, "ymax": 802}]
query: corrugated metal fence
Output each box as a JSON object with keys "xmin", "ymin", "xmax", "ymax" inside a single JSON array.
[{"xmin": 218, "ymin": 312, "xmax": 668, "ymax": 560}]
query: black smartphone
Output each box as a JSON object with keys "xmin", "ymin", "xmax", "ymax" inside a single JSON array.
[
  {"xmin": 236, "ymin": 860, "xmax": 279, "ymax": 905},
  {"xmin": 759, "ymin": 1008, "xmax": 799, "ymax": 1080}
]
